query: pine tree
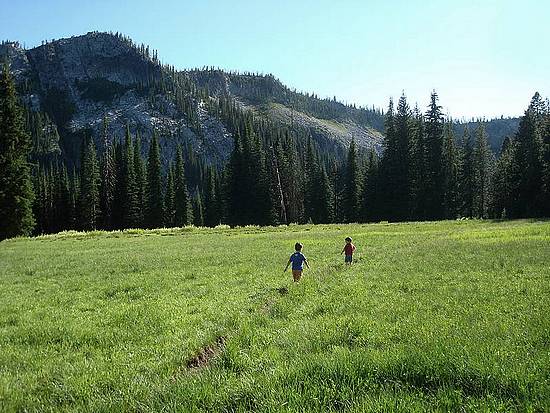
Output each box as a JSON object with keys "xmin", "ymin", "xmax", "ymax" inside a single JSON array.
[
  {"xmin": 225, "ymin": 121, "xmax": 275, "ymax": 225},
  {"xmin": 79, "ymin": 138, "xmax": 100, "ymax": 230},
  {"xmin": 99, "ymin": 126, "xmax": 116, "ymax": 230},
  {"xmin": 279, "ymin": 134, "xmax": 304, "ymax": 223},
  {"xmin": 70, "ymin": 168, "xmax": 79, "ymax": 229},
  {"xmin": 225, "ymin": 130, "xmax": 245, "ymax": 226},
  {"xmin": 122, "ymin": 127, "xmax": 140, "ymax": 228},
  {"xmin": 145, "ymin": 131, "xmax": 164, "ymax": 228},
  {"xmin": 342, "ymin": 137, "xmax": 361, "ymax": 223},
  {"xmin": 423, "ymin": 91, "xmax": 445, "ymax": 220},
  {"xmin": 316, "ymin": 165, "xmax": 334, "ymax": 223},
  {"xmin": 512, "ymin": 93, "xmax": 545, "ymax": 217},
  {"xmin": 268, "ymin": 139, "xmax": 288, "ymax": 224},
  {"xmin": 458, "ymin": 126, "xmax": 475, "ymax": 217},
  {"xmin": 542, "ymin": 102, "xmax": 550, "ymax": 216},
  {"xmin": 442, "ymin": 121, "xmax": 460, "ymax": 218},
  {"xmin": 56, "ymin": 162, "xmax": 72, "ymax": 231},
  {"xmin": 174, "ymin": 145, "xmax": 191, "ymax": 226},
  {"xmin": 164, "ymin": 164, "xmax": 175, "ymax": 227},
  {"xmin": 361, "ymin": 149, "xmax": 379, "ymax": 221},
  {"xmin": 193, "ymin": 188, "xmax": 204, "ymax": 227},
  {"xmin": 378, "ymin": 98, "xmax": 396, "ymax": 220},
  {"xmin": 490, "ymin": 137, "xmax": 518, "ymax": 218},
  {"xmin": 409, "ymin": 106, "xmax": 425, "ymax": 220},
  {"xmin": 303, "ymin": 138, "xmax": 319, "ymax": 222},
  {"xmin": 472, "ymin": 124, "xmax": 494, "ymax": 218},
  {"xmin": 203, "ymin": 166, "xmax": 220, "ymax": 227},
  {"xmin": 394, "ymin": 93, "xmax": 412, "ymax": 220},
  {"xmin": 243, "ymin": 121, "xmax": 275, "ymax": 225},
  {"xmin": 0, "ymin": 64, "xmax": 35, "ymax": 239},
  {"xmin": 133, "ymin": 134, "xmax": 145, "ymax": 227},
  {"xmin": 329, "ymin": 159, "xmax": 343, "ymax": 223}
]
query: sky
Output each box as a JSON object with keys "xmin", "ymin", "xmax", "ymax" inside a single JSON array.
[{"xmin": 1, "ymin": 0, "xmax": 548, "ymax": 119}]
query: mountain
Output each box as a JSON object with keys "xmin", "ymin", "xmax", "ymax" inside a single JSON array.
[
  {"xmin": 1, "ymin": 31, "xmax": 520, "ymax": 166},
  {"xmin": 453, "ymin": 117, "xmax": 521, "ymax": 153},
  {"xmin": 0, "ymin": 32, "xmax": 385, "ymax": 168}
]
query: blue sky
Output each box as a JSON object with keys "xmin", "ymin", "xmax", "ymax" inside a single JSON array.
[{"xmin": 1, "ymin": 0, "xmax": 548, "ymax": 119}]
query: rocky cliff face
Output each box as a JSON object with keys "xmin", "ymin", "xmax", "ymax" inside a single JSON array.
[{"xmin": 2, "ymin": 33, "xmax": 234, "ymax": 166}]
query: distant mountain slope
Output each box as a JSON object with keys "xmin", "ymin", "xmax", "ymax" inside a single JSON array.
[
  {"xmin": 453, "ymin": 117, "xmax": 521, "ymax": 153},
  {"xmin": 1, "ymin": 31, "xmax": 521, "ymax": 166},
  {"xmin": 0, "ymin": 32, "xmax": 385, "ymax": 168}
]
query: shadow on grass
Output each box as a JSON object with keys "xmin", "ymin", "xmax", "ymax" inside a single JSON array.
[{"xmin": 278, "ymin": 354, "xmax": 539, "ymax": 406}]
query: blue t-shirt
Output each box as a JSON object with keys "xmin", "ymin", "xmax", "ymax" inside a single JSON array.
[{"xmin": 289, "ymin": 252, "xmax": 306, "ymax": 270}]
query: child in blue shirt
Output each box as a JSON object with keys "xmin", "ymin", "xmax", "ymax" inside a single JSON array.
[{"xmin": 284, "ymin": 242, "xmax": 310, "ymax": 282}]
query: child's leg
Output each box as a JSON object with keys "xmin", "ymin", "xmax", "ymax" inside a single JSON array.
[{"xmin": 292, "ymin": 270, "xmax": 302, "ymax": 282}]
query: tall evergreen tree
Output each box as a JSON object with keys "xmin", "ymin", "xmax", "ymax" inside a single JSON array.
[
  {"xmin": 378, "ymin": 98, "xmax": 396, "ymax": 220},
  {"xmin": 512, "ymin": 92, "xmax": 545, "ymax": 217},
  {"xmin": 99, "ymin": 123, "xmax": 116, "ymax": 229},
  {"xmin": 303, "ymin": 138, "xmax": 319, "ymax": 222},
  {"xmin": 145, "ymin": 131, "xmax": 164, "ymax": 228},
  {"xmin": 56, "ymin": 162, "xmax": 72, "ymax": 231},
  {"xmin": 316, "ymin": 165, "xmax": 334, "ymax": 223},
  {"xmin": 203, "ymin": 166, "xmax": 220, "ymax": 227},
  {"xmin": 174, "ymin": 145, "xmax": 192, "ymax": 226},
  {"xmin": 329, "ymin": 159, "xmax": 343, "ymax": 223},
  {"xmin": 542, "ymin": 101, "xmax": 550, "ymax": 215},
  {"xmin": 491, "ymin": 137, "xmax": 518, "ymax": 218},
  {"xmin": 0, "ymin": 64, "xmax": 35, "ymax": 239},
  {"xmin": 133, "ymin": 134, "xmax": 145, "ymax": 227},
  {"xmin": 423, "ymin": 91, "xmax": 445, "ymax": 220},
  {"xmin": 32, "ymin": 166, "xmax": 47, "ymax": 234},
  {"xmin": 79, "ymin": 138, "xmax": 100, "ymax": 230},
  {"xmin": 122, "ymin": 127, "xmax": 140, "ymax": 228},
  {"xmin": 225, "ymin": 130, "xmax": 246, "ymax": 226},
  {"xmin": 394, "ymin": 94, "xmax": 412, "ymax": 220},
  {"xmin": 244, "ymin": 120, "xmax": 275, "ymax": 225},
  {"xmin": 164, "ymin": 164, "xmax": 175, "ymax": 227},
  {"xmin": 458, "ymin": 126, "xmax": 475, "ymax": 217},
  {"xmin": 342, "ymin": 137, "xmax": 361, "ymax": 222},
  {"xmin": 111, "ymin": 142, "xmax": 124, "ymax": 229},
  {"xmin": 442, "ymin": 121, "xmax": 460, "ymax": 218},
  {"xmin": 472, "ymin": 124, "xmax": 494, "ymax": 218},
  {"xmin": 69, "ymin": 167, "xmax": 79, "ymax": 230},
  {"xmin": 409, "ymin": 106, "xmax": 425, "ymax": 220},
  {"xmin": 279, "ymin": 134, "xmax": 304, "ymax": 223},
  {"xmin": 193, "ymin": 188, "xmax": 204, "ymax": 227},
  {"xmin": 361, "ymin": 149, "xmax": 379, "ymax": 222}
]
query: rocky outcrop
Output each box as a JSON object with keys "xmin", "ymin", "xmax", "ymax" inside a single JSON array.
[{"xmin": 3, "ymin": 32, "xmax": 233, "ymax": 166}]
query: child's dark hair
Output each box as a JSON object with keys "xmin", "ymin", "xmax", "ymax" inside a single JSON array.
[
  {"xmin": 295, "ymin": 242, "xmax": 303, "ymax": 251},
  {"xmin": 345, "ymin": 237, "xmax": 352, "ymax": 242}
]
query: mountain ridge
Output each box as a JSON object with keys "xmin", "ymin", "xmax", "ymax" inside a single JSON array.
[{"xmin": 1, "ymin": 31, "xmax": 521, "ymax": 165}]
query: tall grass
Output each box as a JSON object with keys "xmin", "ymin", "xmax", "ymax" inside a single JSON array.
[{"xmin": 0, "ymin": 220, "xmax": 548, "ymax": 411}]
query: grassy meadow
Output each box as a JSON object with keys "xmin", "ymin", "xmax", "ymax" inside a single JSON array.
[{"xmin": 0, "ymin": 220, "xmax": 549, "ymax": 412}]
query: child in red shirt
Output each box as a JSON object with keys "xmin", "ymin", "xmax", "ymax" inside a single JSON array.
[{"xmin": 341, "ymin": 237, "xmax": 356, "ymax": 265}]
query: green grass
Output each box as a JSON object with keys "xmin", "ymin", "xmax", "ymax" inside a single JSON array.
[{"xmin": 0, "ymin": 220, "xmax": 549, "ymax": 412}]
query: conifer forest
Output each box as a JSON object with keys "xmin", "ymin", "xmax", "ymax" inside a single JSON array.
[{"xmin": 1, "ymin": 33, "xmax": 549, "ymax": 240}]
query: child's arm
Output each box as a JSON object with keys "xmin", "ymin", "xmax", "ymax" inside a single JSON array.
[
  {"xmin": 284, "ymin": 259, "xmax": 291, "ymax": 272},
  {"xmin": 341, "ymin": 247, "xmax": 345, "ymax": 254},
  {"xmin": 304, "ymin": 258, "xmax": 310, "ymax": 269}
]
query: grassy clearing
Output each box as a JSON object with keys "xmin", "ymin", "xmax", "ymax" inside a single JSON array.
[{"xmin": 0, "ymin": 220, "xmax": 549, "ymax": 412}]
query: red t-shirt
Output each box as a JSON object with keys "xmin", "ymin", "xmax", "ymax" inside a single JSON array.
[{"xmin": 344, "ymin": 243, "xmax": 355, "ymax": 255}]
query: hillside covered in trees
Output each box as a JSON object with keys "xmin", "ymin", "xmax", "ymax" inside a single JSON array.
[{"xmin": 1, "ymin": 32, "xmax": 548, "ymax": 239}]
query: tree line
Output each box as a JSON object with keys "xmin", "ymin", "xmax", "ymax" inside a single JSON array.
[{"xmin": 1, "ymin": 63, "xmax": 549, "ymax": 240}]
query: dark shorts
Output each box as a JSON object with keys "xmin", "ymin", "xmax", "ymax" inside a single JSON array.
[
  {"xmin": 345, "ymin": 255, "xmax": 353, "ymax": 263},
  {"xmin": 292, "ymin": 269, "xmax": 303, "ymax": 281}
]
